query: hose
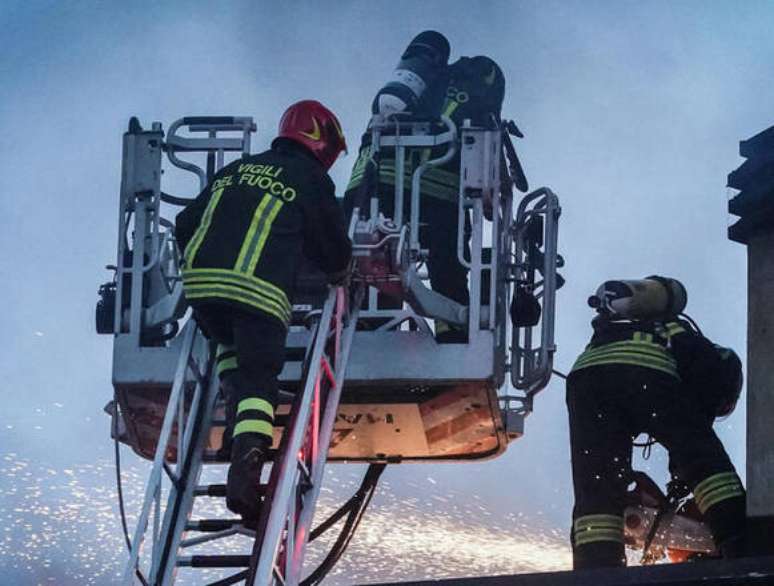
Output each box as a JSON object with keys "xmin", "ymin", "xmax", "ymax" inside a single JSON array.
[
  {"xmin": 300, "ymin": 464, "xmax": 387, "ymax": 585},
  {"xmin": 113, "ymin": 396, "xmax": 150, "ymax": 586}
]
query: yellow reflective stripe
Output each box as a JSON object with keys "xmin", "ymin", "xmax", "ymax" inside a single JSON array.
[
  {"xmin": 574, "ymin": 348, "xmax": 676, "ymax": 367},
  {"xmin": 572, "ymin": 356, "xmax": 678, "ymax": 377},
  {"xmin": 182, "ymin": 268, "xmax": 290, "ymax": 317},
  {"xmin": 573, "ymin": 514, "xmax": 624, "ymax": 546},
  {"xmin": 574, "ymin": 350, "xmax": 675, "ymax": 367},
  {"xmin": 698, "ymin": 486, "xmax": 745, "ymax": 514},
  {"xmin": 184, "ymin": 284, "xmax": 289, "ymax": 325},
  {"xmin": 217, "ymin": 356, "xmax": 238, "ymax": 376},
  {"xmin": 233, "ymin": 420, "xmax": 273, "ymax": 439},
  {"xmin": 246, "ymin": 198, "xmax": 284, "ymax": 274},
  {"xmin": 237, "ymin": 398, "xmax": 274, "ymax": 419},
  {"xmin": 666, "ymin": 322, "xmax": 686, "ymax": 336},
  {"xmin": 423, "ymin": 166, "xmax": 460, "ymax": 184},
  {"xmin": 575, "ymin": 529, "xmax": 624, "ymax": 546},
  {"xmin": 694, "ymin": 472, "xmax": 739, "ymax": 500},
  {"xmin": 633, "ymin": 331, "xmax": 654, "ymax": 343},
  {"xmin": 235, "ymin": 194, "xmax": 272, "ymax": 272},
  {"xmin": 184, "ymin": 187, "xmax": 225, "ymax": 265},
  {"xmin": 184, "ymin": 281, "xmax": 289, "ymax": 322},
  {"xmin": 694, "ymin": 472, "xmax": 744, "ymax": 513},
  {"xmin": 216, "ymin": 343, "xmax": 235, "ymax": 358},
  {"xmin": 442, "ymin": 99, "xmax": 460, "ymax": 118},
  {"xmin": 582, "ymin": 340, "xmax": 669, "ymax": 354},
  {"xmin": 574, "ymin": 514, "xmax": 624, "ymax": 532}
]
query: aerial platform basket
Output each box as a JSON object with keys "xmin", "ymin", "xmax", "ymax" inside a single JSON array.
[{"xmin": 100, "ymin": 113, "xmax": 562, "ymax": 465}]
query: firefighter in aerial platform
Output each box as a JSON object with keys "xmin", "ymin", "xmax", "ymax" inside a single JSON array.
[
  {"xmin": 175, "ymin": 100, "xmax": 352, "ymax": 522},
  {"xmin": 343, "ymin": 31, "xmax": 514, "ymax": 342},
  {"xmin": 567, "ymin": 276, "xmax": 746, "ymax": 568}
]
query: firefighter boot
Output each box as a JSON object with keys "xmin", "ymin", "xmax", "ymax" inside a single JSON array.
[{"xmin": 226, "ymin": 434, "xmax": 269, "ymax": 525}]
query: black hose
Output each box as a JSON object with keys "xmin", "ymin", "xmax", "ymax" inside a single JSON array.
[
  {"xmin": 113, "ymin": 397, "xmax": 150, "ymax": 586},
  {"xmin": 301, "ymin": 464, "xmax": 387, "ymax": 586}
]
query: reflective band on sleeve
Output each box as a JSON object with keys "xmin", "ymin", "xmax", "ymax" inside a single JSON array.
[
  {"xmin": 698, "ymin": 486, "xmax": 745, "ymax": 514},
  {"xmin": 237, "ymin": 398, "xmax": 274, "ymax": 419},
  {"xmin": 573, "ymin": 514, "xmax": 624, "ymax": 546},
  {"xmin": 184, "ymin": 187, "xmax": 225, "ymax": 265},
  {"xmin": 575, "ymin": 529, "xmax": 625, "ymax": 547},
  {"xmin": 694, "ymin": 472, "xmax": 744, "ymax": 514},
  {"xmin": 233, "ymin": 419, "xmax": 273, "ymax": 439},
  {"xmin": 574, "ymin": 514, "xmax": 624, "ymax": 532}
]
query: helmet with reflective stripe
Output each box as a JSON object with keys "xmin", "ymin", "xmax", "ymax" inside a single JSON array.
[{"xmin": 277, "ymin": 100, "xmax": 347, "ymax": 171}]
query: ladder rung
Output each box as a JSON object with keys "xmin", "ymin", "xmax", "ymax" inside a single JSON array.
[
  {"xmin": 194, "ymin": 484, "xmax": 228, "ymax": 497},
  {"xmin": 177, "ymin": 555, "xmax": 251, "ymax": 568},
  {"xmin": 203, "ymin": 448, "xmax": 278, "ymax": 464},
  {"xmin": 186, "ymin": 519, "xmax": 242, "ymax": 532},
  {"xmin": 194, "ymin": 484, "xmax": 268, "ymax": 498}
]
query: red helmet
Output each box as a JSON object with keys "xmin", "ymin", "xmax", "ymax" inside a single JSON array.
[{"xmin": 277, "ymin": 100, "xmax": 347, "ymax": 170}]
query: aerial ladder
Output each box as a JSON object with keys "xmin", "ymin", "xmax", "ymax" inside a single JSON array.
[{"xmin": 97, "ymin": 112, "xmax": 564, "ymax": 584}]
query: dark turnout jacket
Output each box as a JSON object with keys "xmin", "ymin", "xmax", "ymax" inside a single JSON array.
[{"xmin": 175, "ymin": 139, "xmax": 352, "ymax": 327}]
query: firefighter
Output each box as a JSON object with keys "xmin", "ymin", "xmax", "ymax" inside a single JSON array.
[
  {"xmin": 567, "ymin": 277, "xmax": 746, "ymax": 569},
  {"xmin": 344, "ymin": 37, "xmax": 507, "ymax": 343},
  {"xmin": 175, "ymin": 100, "xmax": 352, "ymax": 522}
]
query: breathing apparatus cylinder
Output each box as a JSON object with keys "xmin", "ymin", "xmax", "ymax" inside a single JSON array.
[
  {"xmin": 587, "ymin": 276, "xmax": 687, "ymax": 320},
  {"xmin": 372, "ymin": 30, "xmax": 450, "ymax": 117}
]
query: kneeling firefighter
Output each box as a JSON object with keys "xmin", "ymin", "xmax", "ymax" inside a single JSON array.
[
  {"xmin": 567, "ymin": 276, "xmax": 746, "ymax": 569},
  {"xmin": 343, "ymin": 31, "xmax": 516, "ymax": 343},
  {"xmin": 175, "ymin": 100, "xmax": 352, "ymax": 522}
]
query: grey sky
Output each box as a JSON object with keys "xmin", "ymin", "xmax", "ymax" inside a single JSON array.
[{"xmin": 1, "ymin": 1, "xmax": 772, "ymax": 583}]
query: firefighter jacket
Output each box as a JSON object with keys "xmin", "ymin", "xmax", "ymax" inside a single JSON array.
[
  {"xmin": 347, "ymin": 59, "xmax": 506, "ymax": 204},
  {"xmin": 175, "ymin": 139, "xmax": 352, "ymax": 327},
  {"xmin": 570, "ymin": 318, "xmax": 689, "ymax": 378}
]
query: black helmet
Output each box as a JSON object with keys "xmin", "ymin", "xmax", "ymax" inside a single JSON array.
[{"xmin": 448, "ymin": 55, "xmax": 505, "ymax": 114}]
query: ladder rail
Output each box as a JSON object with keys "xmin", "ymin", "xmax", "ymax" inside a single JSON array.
[
  {"xmin": 249, "ymin": 286, "xmax": 342, "ymax": 585},
  {"xmin": 292, "ymin": 286, "xmax": 363, "ymax": 580},
  {"xmin": 122, "ymin": 321, "xmax": 199, "ymax": 583},
  {"xmin": 153, "ymin": 353, "xmax": 219, "ymax": 584}
]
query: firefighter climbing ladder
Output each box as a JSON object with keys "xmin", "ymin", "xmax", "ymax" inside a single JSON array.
[
  {"xmin": 99, "ymin": 113, "xmax": 563, "ymax": 584},
  {"xmin": 123, "ymin": 283, "xmax": 361, "ymax": 585}
]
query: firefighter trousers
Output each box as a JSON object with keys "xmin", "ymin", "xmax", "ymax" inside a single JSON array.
[
  {"xmin": 566, "ymin": 365, "xmax": 746, "ymax": 569},
  {"xmin": 194, "ymin": 303, "xmax": 286, "ymax": 449}
]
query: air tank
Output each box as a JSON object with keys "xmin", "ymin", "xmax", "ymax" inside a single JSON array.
[
  {"xmin": 588, "ymin": 276, "xmax": 687, "ymax": 320},
  {"xmin": 371, "ymin": 30, "xmax": 450, "ymax": 117}
]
